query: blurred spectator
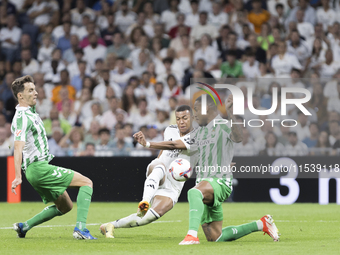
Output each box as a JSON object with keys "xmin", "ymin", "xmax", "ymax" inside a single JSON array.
[
  {"xmin": 83, "ymin": 33, "xmax": 107, "ymax": 71},
  {"xmin": 163, "ymin": 74, "xmax": 182, "ymax": 98},
  {"xmin": 305, "ymin": 38, "xmax": 326, "ymax": 72},
  {"xmin": 93, "ymin": 69, "xmax": 121, "ymax": 101},
  {"xmin": 185, "ymin": 0, "xmax": 199, "ymax": 27},
  {"xmin": 245, "ymin": 34, "xmax": 267, "ymax": 64},
  {"xmin": 296, "ymin": 9, "xmax": 314, "ymax": 41},
  {"xmin": 101, "ymin": 97, "xmax": 124, "ymax": 130},
  {"xmin": 111, "ymin": 57, "xmax": 134, "ymax": 89},
  {"xmin": 161, "ymin": 0, "xmax": 179, "ymax": 32},
  {"xmin": 0, "ymin": 126, "xmax": 11, "ymax": 156},
  {"xmin": 143, "ymin": 1, "xmax": 160, "ymax": 25},
  {"xmin": 43, "ymin": 107, "xmax": 72, "ymax": 136},
  {"xmin": 15, "ymin": 33, "xmax": 38, "ymax": 60},
  {"xmin": 38, "ymin": 34, "xmax": 55, "ymax": 63},
  {"xmin": 182, "ymin": 59, "xmax": 214, "ymax": 91},
  {"xmin": 257, "ymin": 23, "xmax": 274, "ymax": 51},
  {"xmin": 242, "ymin": 50, "xmax": 260, "ymax": 79},
  {"xmin": 302, "ymin": 122, "xmax": 319, "ymax": 148},
  {"xmin": 51, "ymin": 69, "xmax": 76, "ymax": 104},
  {"xmin": 80, "ymin": 142, "xmax": 96, "ymax": 156},
  {"xmin": 190, "ymin": 11, "xmax": 218, "ymax": 42},
  {"xmin": 285, "ymin": 0, "xmax": 316, "ymax": 28},
  {"xmin": 208, "ymin": 2, "xmax": 228, "ymax": 30},
  {"xmin": 56, "ymin": 21, "xmax": 73, "ymax": 54},
  {"xmin": 71, "ymin": 0, "xmax": 95, "ymax": 27},
  {"xmin": 21, "ymin": 48, "xmax": 39, "ymax": 76},
  {"xmin": 128, "ymin": 98, "xmax": 156, "ymax": 132},
  {"xmin": 111, "ymin": 127, "xmax": 133, "ymax": 156},
  {"xmin": 287, "ymin": 30, "xmax": 310, "ymax": 66},
  {"xmin": 234, "ymin": 127, "xmax": 258, "ymax": 156},
  {"xmin": 35, "ymin": 86, "xmax": 52, "ymax": 120},
  {"xmin": 168, "ymin": 13, "xmax": 189, "ymax": 39},
  {"xmin": 70, "ymin": 61, "xmax": 88, "ymax": 92},
  {"xmin": 95, "ymin": 128, "xmax": 114, "ymax": 156},
  {"xmin": 154, "ymin": 23, "xmax": 170, "ymax": 48},
  {"xmin": 175, "ymin": 34, "xmax": 193, "ymax": 70},
  {"xmin": 284, "ymin": 131, "xmax": 309, "ymax": 156},
  {"xmin": 82, "ymin": 101, "xmax": 103, "ymax": 131},
  {"xmin": 328, "ymin": 120, "xmax": 340, "ymax": 146},
  {"xmin": 121, "ymin": 85, "xmax": 138, "ymax": 114},
  {"xmin": 126, "ymin": 11, "xmax": 154, "ymax": 38},
  {"xmin": 316, "ymin": 0, "xmax": 336, "ymax": 32},
  {"xmin": 106, "ymin": 32, "xmax": 130, "ymax": 58},
  {"xmin": 74, "ymin": 87, "xmax": 94, "ymax": 122},
  {"xmin": 0, "ymin": 72, "xmax": 15, "ymax": 103},
  {"xmin": 79, "ymin": 22, "xmax": 106, "ymax": 49},
  {"xmin": 220, "ymin": 50, "xmax": 243, "ymax": 78},
  {"xmin": 294, "ymin": 111, "xmax": 310, "ymax": 141},
  {"xmin": 306, "ymin": 83, "xmax": 328, "ymax": 124},
  {"xmin": 0, "ymin": 14, "xmax": 22, "ymax": 65},
  {"xmin": 59, "ymin": 126, "xmax": 84, "ymax": 156},
  {"xmin": 41, "ymin": 48, "xmax": 66, "ymax": 78},
  {"xmin": 134, "ymin": 71, "xmax": 156, "ymax": 100},
  {"xmin": 59, "ymin": 99, "xmax": 77, "ymax": 126},
  {"xmin": 114, "ymin": 1, "xmax": 136, "ymax": 32},
  {"xmin": 318, "ymin": 49, "xmax": 340, "ymax": 81},
  {"xmin": 27, "ymin": 0, "xmax": 56, "ymax": 27},
  {"xmin": 155, "ymin": 110, "xmax": 170, "ymax": 131},
  {"xmin": 259, "ymin": 131, "xmax": 285, "ymax": 156},
  {"xmin": 52, "ymin": 14, "xmax": 78, "ymax": 42},
  {"xmin": 101, "ymin": 13, "xmax": 120, "ymax": 46},
  {"xmin": 169, "ymin": 97, "xmax": 178, "ymax": 124},
  {"xmin": 310, "ymin": 130, "xmax": 331, "ymax": 156},
  {"xmin": 193, "ymin": 34, "xmax": 218, "ymax": 71},
  {"xmin": 247, "ymin": 0, "xmax": 270, "ymax": 34},
  {"xmin": 148, "ymin": 82, "xmax": 171, "ymax": 113},
  {"xmin": 48, "ymin": 127, "xmax": 65, "ymax": 156},
  {"xmin": 84, "ymin": 120, "xmax": 101, "ymax": 145},
  {"xmin": 271, "ymin": 41, "xmax": 302, "ymax": 77}
]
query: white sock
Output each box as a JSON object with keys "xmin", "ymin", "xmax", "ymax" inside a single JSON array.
[
  {"xmin": 256, "ymin": 220, "xmax": 263, "ymax": 231},
  {"xmin": 135, "ymin": 208, "xmax": 160, "ymax": 226},
  {"xmin": 142, "ymin": 165, "xmax": 165, "ymax": 203},
  {"xmin": 187, "ymin": 230, "xmax": 198, "ymax": 238},
  {"xmin": 112, "ymin": 213, "xmax": 141, "ymax": 228}
]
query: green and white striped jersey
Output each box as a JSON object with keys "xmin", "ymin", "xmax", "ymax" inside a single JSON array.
[
  {"xmin": 11, "ymin": 105, "xmax": 54, "ymax": 172},
  {"xmin": 194, "ymin": 115, "xmax": 233, "ymax": 188}
]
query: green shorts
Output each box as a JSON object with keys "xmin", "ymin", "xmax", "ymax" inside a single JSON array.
[
  {"xmin": 25, "ymin": 161, "xmax": 74, "ymax": 204},
  {"xmin": 200, "ymin": 178, "xmax": 232, "ymax": 225}
]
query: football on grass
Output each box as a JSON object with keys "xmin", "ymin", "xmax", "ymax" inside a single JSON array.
[{"xmin": 169, "ymin": 158, "xmax": 193, "ymax": 182}]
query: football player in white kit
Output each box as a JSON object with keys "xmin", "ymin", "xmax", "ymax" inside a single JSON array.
[{"xmin": 100, "ymin": 105, "xmax": 198, "ymax": 237}]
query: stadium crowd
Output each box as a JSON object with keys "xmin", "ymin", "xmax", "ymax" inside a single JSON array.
[{"xmin": 1, "ymin": 0, "xmax": 340, "ymax": 157}]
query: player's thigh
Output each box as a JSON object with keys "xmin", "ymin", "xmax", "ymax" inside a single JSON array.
[
  {"xmin": 69, "ymin": 171, "xmax": 93, "ymax": 188},
  {"xmin": 146, "ymin": 159, "xmax": 166, "ymax": 185},
  {"xmin": 195, "ymin": 181, "xmax": 214, "ymax": 205},
  {"xmin": 151, "ymin": 195, "xmax": 173, "ymax": 217},
  {"xmin": 202, "ymin": 221, "xmax": 223, "ymax": 242},
  {"xmin": 54, "ymin": 190, "xmax": 73, "ymax": 214}
]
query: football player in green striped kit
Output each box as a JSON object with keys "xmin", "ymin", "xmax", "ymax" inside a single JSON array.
[
  {"xmin": 179, "ymin": 94, "xmax": 280, "ymax": 244},
  {"xmin": 10, "ymin": 75, "xmax": 96, "ymax": 240}
]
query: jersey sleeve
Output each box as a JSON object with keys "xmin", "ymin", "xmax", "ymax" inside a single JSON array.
[
  {"xmin": 12, "ymin": 112, "xmax": 30, "ymax": 142},
  {"xmin": 163, "ymin": 125, "xmax": 177, "ymax": 141},
  {"xmin": 179, "ymin": 130, "xmax": 197, "ymax": 151}
]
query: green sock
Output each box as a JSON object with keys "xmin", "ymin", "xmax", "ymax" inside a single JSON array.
[
  {"xmin": 24, "ymin": 205, "xmax": 63, "ymax": 232},
  {"xmin": 188, "ymin": 188, "xmax": 204, "ymax": 232},
  {"xmin": 216, "ymin": 222, "xmax": 258, "ymax": 242},
  {"xmin": 76, "ymin": 186, "xmax": 93, "ymax": 231}
]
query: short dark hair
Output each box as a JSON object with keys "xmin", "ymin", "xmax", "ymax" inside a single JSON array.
[
  {"xmin": 175, "ymin": 105, "xmax": 192, "ymax": 115},
  {"xmin": 99, "ymin": 128, "xmax": 110, "ymax": 135},
  {"xmin": 195, "ymin": 94, "xmax": 217, "ymax": 111},
  {"xmin": 11, "ymin": 75, "xmax": 34, "ymax": 100}
]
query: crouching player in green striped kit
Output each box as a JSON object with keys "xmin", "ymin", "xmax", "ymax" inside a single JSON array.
[
  {"xmin": 179, "ymin": 94, "xmax": 280, "ymax": 244},
  {"xmin": 10, "ymin": 75, "xmax": 96, "ymax": 240}
]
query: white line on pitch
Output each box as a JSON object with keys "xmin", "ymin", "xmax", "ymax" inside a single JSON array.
[{"xmin": 0, "ymin": 220, "xmax": 182, "ymax": 230}]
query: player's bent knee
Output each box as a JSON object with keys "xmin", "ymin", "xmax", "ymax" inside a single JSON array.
[{"xmin": 81, "ymin": 176, "xmax": 93, "ymax": 188}]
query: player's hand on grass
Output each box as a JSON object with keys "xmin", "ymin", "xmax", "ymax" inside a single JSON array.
[
  {"xmin": 11, "ymin": 177, "xmax": 22, "ymax": 195},
  {"xmin": 133, "ymin": 131, "xmax": 147, "ymax": 147}
]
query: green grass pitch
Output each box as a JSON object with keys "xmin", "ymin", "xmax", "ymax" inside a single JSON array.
[{"xmin": 0, "ymin": 202, "xmax": 339, "ymax": 255}]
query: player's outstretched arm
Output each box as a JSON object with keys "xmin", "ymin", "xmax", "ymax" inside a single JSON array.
[
  {"xmin": 12, "ymin": 141, "xmax": 25, "ymax": 194},
  {"xmin": 133, "ymin": 131, "xmax": 187, "ymax": 150},
  {"xmin": 225, "ymin": 95, "xmax": 243, "ymax": 143}
]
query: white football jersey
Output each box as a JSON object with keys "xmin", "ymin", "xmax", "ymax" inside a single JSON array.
[{"xmin": 158, "ymin": 125, "xmax": 199, "ymax": 194}]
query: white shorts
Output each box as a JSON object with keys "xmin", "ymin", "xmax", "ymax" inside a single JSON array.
[{"xmin": 146, "ymin": 158, "xmax": 184, "ymax": 205}]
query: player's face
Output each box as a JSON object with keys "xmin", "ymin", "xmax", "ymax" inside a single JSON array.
[
  {"xmin": 176, "ymin": 110, "xmax": 192, "ymax": 134},
  {"xmin": 193, "ymin": 101, "xmax": 209, "ymax": 126},
  {"xmin": 20, "ymin": 82, "xmax": 38, "ymax": 107}
]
